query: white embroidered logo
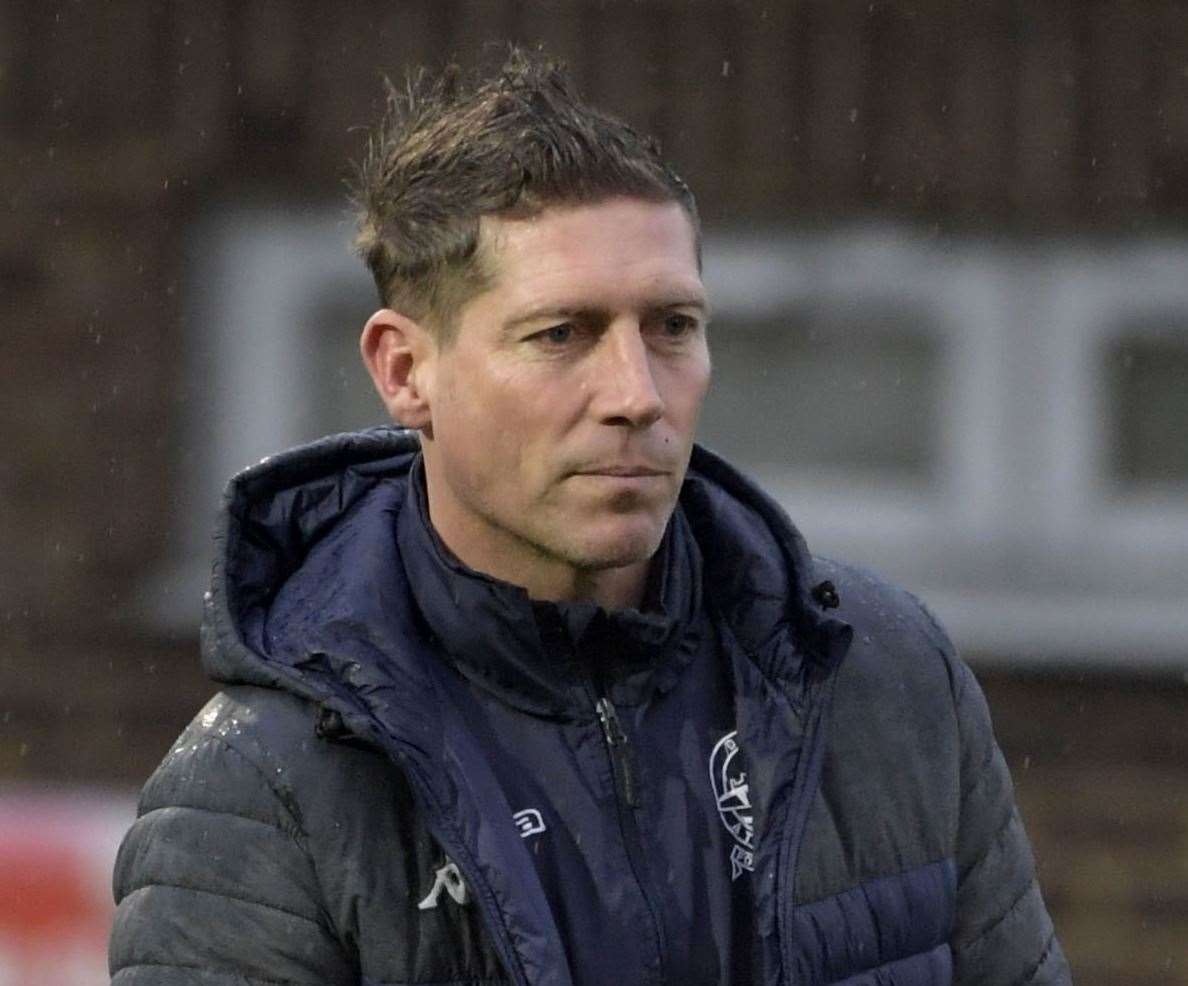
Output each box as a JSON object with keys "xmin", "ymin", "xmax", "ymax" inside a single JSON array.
[
  {"xmin": 710, "ymin": 730, "xmax": 755, "ymax": 880},
  {"xmin": 513, "ymin": 808, "xmax": 546, "ymax": 838},
  {"xmin": 417, "ymin": 860, "xmax": 470, "ymax": 910}
]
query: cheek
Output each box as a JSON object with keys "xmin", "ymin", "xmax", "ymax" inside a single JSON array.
[
  {"xmin": 439, "ymin": 375, "xmax": 537, "ymax": 485},
  {"xmin": 664, "ymin": 358, "xmax": 712, "ymax": 427}
]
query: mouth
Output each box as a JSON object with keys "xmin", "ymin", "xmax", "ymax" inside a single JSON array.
[{"xmin": 574, "ymin": 464, "xmax": 669, "ymax": 478}]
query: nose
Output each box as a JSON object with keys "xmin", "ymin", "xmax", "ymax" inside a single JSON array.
[{"xmin": 592, "ymin": 323, "xmax": 665, "ymax": 429}]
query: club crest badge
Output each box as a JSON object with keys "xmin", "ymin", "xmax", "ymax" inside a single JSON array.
[{"xmin": 710, "ymin": 730, "xmax": 755, "ymax": 880}]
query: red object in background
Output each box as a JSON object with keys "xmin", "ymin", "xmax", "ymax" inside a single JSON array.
[
  {"xmin": 0, "ymin": 790, "xmax": 134, "ymax": 986},
  {"xmin": 0, "ymin": 841, "xmax": 99, "ymax": 936}
]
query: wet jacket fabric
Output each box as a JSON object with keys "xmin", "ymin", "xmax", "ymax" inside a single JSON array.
[{"xmin": 109, "ymin": 427, "xmax": 1070, "ymax": 986}]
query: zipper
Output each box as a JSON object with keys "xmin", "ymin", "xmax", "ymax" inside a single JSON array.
[
  {"xmin": 591, "ymin": 687, "xmax": 667, "ymax": 982},
  {"xmin": 595, "ymin": 695, "xmax": 640, "ymax": 808}
]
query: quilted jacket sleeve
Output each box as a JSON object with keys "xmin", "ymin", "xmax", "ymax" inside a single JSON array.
[
  {"xmin": 949, "ymin": 658, "xmax": 1072, "ymax": 984},
  {"xmin": 108, "ymin": 726, "xmax": 357, "ymax": 985}
]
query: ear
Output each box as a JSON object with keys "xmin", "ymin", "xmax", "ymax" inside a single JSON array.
[{"xmin": 360, "ymin": 308, "xmax": 436, "ymax": 432}]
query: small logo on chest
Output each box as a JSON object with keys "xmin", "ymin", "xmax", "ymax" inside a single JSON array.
[
  {"xmin": 710, "ymin": 730, "xmax": 755, "ymax": 880},
  {"xmin": 512, "ymin": 808, "xmax": 546, "ymax": 838},
  {"xmin": 417, "ymin": 859, "xmax": 470, "ymax": 910}
]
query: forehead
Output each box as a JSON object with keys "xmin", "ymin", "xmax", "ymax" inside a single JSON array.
[{"xmin": 476, "ymin": 198, "xmax": 704, "ymax": 310}]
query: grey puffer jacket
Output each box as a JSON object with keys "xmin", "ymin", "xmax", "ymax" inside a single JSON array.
[{"xmin": 109, "ymin": 428, "xmax": 1070, "ymax": 985}]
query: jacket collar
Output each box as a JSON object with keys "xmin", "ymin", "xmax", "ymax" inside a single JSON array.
[
  {"xmin": 203, "ymin": 428, "xmax": 851, "ymax": 721},
  {"xmin": 396, "ymin": 456, "xmax": 703, "ymax": 717}
]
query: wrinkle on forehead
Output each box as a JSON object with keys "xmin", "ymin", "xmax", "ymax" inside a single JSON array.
[{"xmin": 477, "ymin": 199, "xmax": 703, "ymax": 311}]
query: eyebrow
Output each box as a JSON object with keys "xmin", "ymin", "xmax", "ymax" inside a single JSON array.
[{"xmin": 502, "ymin": 296, "xmax": 711, "ymax": 335}]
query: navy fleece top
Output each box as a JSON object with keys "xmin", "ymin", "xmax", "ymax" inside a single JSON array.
[{"xmin": 397, "ymin": 459, "xmax": 755, "ymax": 985}]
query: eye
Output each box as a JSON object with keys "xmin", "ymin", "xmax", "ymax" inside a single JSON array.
[
  {"xmin": 543, "ymin": 323, "xmax": 574, "ymax": 344},
  {"xmin": 527, "ymin": 322, "xmax": 578, "ymax": 347},
  {"xmin": 660, "ymin": 313, "xmax": 699, "ymax": 337}
]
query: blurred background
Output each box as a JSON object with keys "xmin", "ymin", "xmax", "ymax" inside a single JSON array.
[{"xmin": 1, "ymin": 0, "xmax": 1185, "ymax": 982}]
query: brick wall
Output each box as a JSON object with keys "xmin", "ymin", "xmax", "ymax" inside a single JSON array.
[{"xmin": 983, "ymin": 671, "xmax": 1188, "ymax": 985}]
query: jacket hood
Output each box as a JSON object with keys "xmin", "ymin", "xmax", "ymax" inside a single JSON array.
[{"xmin": 201, "ymin": 427, "xmax": 851, "ymax": 748}]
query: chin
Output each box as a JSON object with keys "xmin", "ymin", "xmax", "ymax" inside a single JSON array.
[{"xmin": 562, "ymin": 517, "xmax": 668, "ymax": 572}]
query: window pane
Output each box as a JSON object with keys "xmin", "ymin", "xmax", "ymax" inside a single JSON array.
[
  {"xmin": 1107, "ymin": 330, "xmax": 1188, "ymax": 487},
  {"xmin": 698, "ymin": 304, "xmax": 941, "ymax": 479}
]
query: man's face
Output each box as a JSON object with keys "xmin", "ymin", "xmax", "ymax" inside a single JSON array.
[{"xmin": 417, "ymin": 196, "xmax": 710, "ymax": 591}]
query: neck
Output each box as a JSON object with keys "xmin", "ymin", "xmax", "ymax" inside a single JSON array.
[
  {"xmin": 536, "ymin": 561, "xmax": 651, "ymax": 611},
  {"xmin": 432, "ymin": 511, "xmax": 652, "ymax": 610}
]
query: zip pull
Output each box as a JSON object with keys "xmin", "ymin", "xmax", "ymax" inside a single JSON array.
[{"xmin": 595, "ymin": 696, "xmax": 640, "ymax": 808}]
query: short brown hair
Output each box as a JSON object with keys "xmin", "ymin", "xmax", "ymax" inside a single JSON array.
[{"xmin": 351, "ymin": 47, "xmax": 699, "ymax": 341}]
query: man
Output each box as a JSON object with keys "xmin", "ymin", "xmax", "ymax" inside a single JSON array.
[{"xmin": 110, "ymin": 52, "xmax": 1070, "ymax": 985}]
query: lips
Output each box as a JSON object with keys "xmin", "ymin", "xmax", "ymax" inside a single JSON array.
[{"xmin": 574, "ymin": 464, "xmax": 668, "ymax": 477}]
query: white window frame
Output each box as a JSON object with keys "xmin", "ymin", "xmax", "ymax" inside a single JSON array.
[{"xmin": 149, "ymin": 205, "xmax": 1188, "ymax": 672}]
